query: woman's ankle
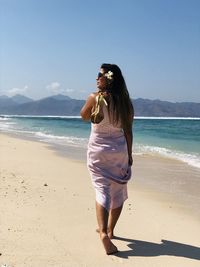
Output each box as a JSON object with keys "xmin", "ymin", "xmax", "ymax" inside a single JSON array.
[{"xmin": 108, "ymin": 229, "xmax": 114, "ymax": 239}]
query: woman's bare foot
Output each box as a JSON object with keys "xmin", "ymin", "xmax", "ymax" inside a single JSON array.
[
  {"xmin": 96, "ymin": 228, "xmax": 115, "ymax": 239},
  {"xmin": 100, "ymin": 233, "xmax": 118, "ymax": 255}
]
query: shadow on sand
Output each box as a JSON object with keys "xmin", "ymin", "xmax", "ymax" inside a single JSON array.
[{"xmin": 113, "ymin": 237, "xmax": 200, "ymax": 260}]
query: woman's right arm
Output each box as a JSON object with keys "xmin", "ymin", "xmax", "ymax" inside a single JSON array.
[
  {"xmin": 123, "ymin": 104, "xmax": 134, "ymax": 166},
  {"xmin": 80, "ymin": 93, "xmax": 96, "ymax": 121}
]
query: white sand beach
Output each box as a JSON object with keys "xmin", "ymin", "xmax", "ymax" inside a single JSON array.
[{"xmin": 0, "ymin": 133, "xmax": 200, "ymax": 267}]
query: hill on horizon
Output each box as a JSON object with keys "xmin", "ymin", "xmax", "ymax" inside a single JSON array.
[{"xmin": 0, "ymin": 94, "xmax": 200, "ymax": 117}]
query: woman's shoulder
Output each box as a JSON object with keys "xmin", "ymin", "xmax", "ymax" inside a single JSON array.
[
  {"xmin": 87, "ymin": 91, "xmax": 98, "ymax": 99},
  {"xmin": 91, "ymin": 91, "xmax": 98, "ymax": 97},
  {"xmin": 86, "ymin": 92, "xmax": 100, "ymax": 104}
]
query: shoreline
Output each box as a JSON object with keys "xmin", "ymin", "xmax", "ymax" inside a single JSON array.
[
  {"xmin": 0, "ymin": 133, "xmax": 200, "ymax": 266},
  {"xmin": 1, "ymin": 116, "xmax": 200, "ymax": 170},
  {"xmin": 1, "ymin": 131, "xmax": 200, "ymax": 219}
]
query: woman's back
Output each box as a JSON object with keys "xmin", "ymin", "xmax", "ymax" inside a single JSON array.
[{"xmin": 91, "ymin": 100, "xmax": 123, "ymax": 136}]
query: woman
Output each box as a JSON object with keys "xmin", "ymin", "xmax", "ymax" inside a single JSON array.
[{"xmin": 80, "ymin": 63, "xmax": 134, "ymax": 255}]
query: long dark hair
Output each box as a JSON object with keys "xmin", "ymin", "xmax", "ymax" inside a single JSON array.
[{"xmin": 101, "ymin": 63, "xmax": 134, "ymax": 130}]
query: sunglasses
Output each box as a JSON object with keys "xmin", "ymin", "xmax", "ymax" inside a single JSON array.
[{"xmin": 97, "ymin": 72, "xmax": 104, "ymax": 79}]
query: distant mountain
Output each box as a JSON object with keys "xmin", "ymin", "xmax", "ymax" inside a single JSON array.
[
  {"xmin": 0, "ymin": 95, "xmax": 9, "ymax": 100},
  {"xmin": 11, "ymin": 94, "xmax": 33, "ymax": 104},
  {"xmin": 133, "ymin": 98, "xmax": 200, "ymax": 117},
  {"xmin": 0, "ymin": 94, "xmax": 200, "ymax": 117},
  {"xmin": 0, "ymin": 94, "xmax": 84, "ymax": 115},
  {"xmin": 11, "ymin": 97, "xmax": 84, "ymax": 115},
  {"xmin": 0, "ymin": 95, "xmax": 17, "ymax": 108},
  {"xmin": 49, "ymin": 94, "xmax": 71, "ymax": 101}
]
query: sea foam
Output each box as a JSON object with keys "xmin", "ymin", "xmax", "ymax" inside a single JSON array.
[{"xmin": 134, "ymin": 144, "xmax": 200, "ymax": 169}]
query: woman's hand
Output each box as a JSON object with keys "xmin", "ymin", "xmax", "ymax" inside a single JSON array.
[
  {"xmin": 128, "ymin": 155, "xmax": 133, "ymax": 166},
  {"xmin": 99, "ymin": 91, "xmax": 111, "ymax": 103}
]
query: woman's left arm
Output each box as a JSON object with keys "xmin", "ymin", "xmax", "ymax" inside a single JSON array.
[
  {"xmin": 124, "ymin": 125, "xmax": 133, "ymax": 166},
  {"xmin": 80, "ymin": 93, "xmax": 96, "ymax": 121},
  {"xmin": 124, "ymin": 106, "xmax": 134, "ymax": 166}
]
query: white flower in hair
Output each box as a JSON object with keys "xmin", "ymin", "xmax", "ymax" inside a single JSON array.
[{"xmin": 104, "ymin": 71, "xmax": 113, "ymax": 80}]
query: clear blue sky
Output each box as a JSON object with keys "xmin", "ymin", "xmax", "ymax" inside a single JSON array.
[{"xmin": 1, "ymin": 0, "xmax": 200, "ymax": 102}]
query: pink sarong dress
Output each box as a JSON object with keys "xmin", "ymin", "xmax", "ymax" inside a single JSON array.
[{"xmin": 87, "ymin": 104, "xmax": 132, "ymax": 211}]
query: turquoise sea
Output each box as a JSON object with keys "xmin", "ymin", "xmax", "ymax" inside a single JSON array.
[{"xmin": 0, "ymin": 115, "xmax": 200, "ymax": 169}]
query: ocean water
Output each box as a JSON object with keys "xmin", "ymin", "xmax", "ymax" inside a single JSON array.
[{"xmin": 0, "ymin": 115, "xmax": 200, "ymax": 169}]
